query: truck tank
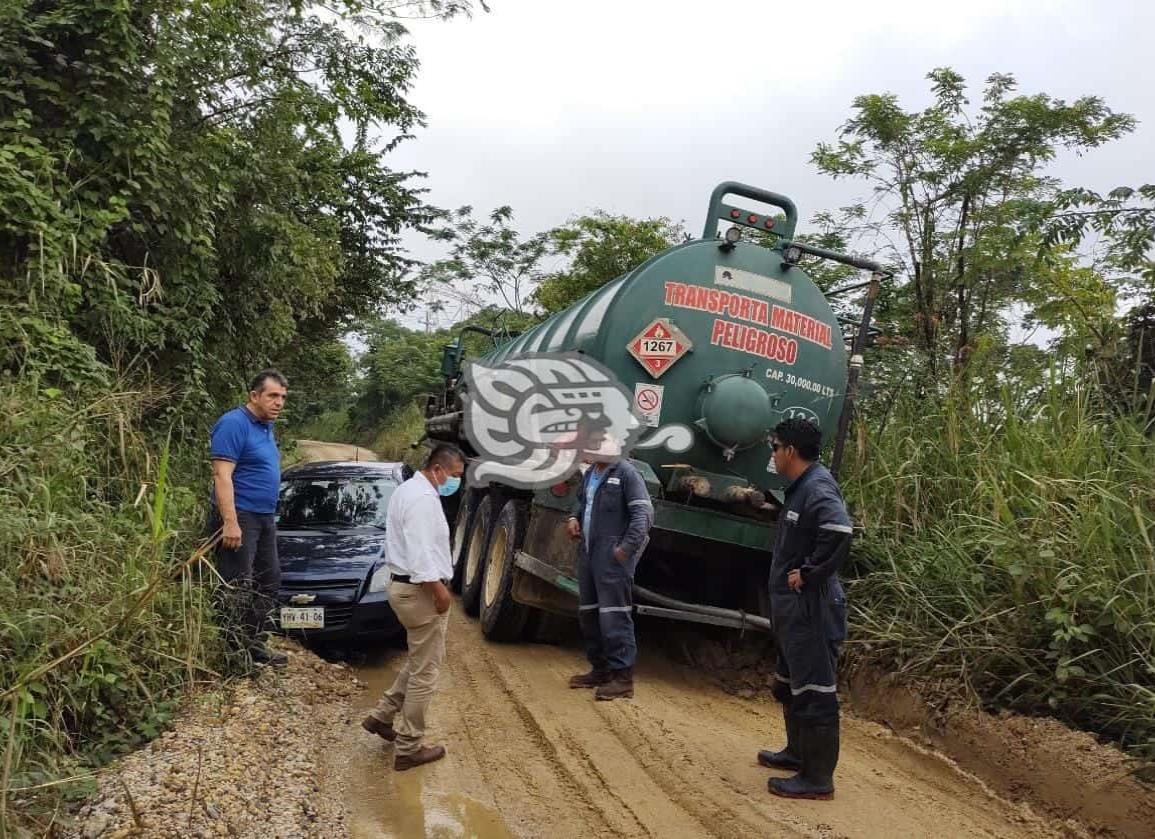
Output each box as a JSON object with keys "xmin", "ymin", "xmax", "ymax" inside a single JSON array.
[
  {"xmin": 475, "ymin": 234, "xmax": 846, "ymax": 497},
  {"xmin": 426, "ymin": 183, "xmax": 884, "ymax": 634}
]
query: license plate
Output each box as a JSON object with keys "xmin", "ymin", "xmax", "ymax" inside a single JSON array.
[{"xmin": 280, "ymin": 606, "xmax": 324, "ymax": 629}]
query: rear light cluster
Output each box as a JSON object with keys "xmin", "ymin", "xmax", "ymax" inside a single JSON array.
[{"xmin": 728, "ymin": 208, "xmax": 774, "ymax": 229}]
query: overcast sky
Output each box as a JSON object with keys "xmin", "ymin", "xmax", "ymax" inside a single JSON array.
[{"xmin": 383, "ymin": 0, "xmax": 1153, "ymax": 329}]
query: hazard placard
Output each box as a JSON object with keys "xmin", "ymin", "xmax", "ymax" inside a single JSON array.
[
  {"xmin": 633, "ymin": 383, "xmax": 664, "ymax": 428},
  {"xmin": 627, "ymin": 318, "xmax": 692, "ymax": 379}
]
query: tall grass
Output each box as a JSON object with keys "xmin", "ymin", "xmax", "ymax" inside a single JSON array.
[
  {"xmin": 845, "ymin": 371, "xmax": 1155, "ymax": 757},
  {"xmin": 0, "ymin": 383, "xmax": 223, "ymax": 832}
]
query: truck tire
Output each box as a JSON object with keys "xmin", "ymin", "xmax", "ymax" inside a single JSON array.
[
  {"xmin": 479, "ymin": 499, "xmax": 531, "ymax": 642},
  {"xmin": 460, "ymin": 494, "xmax": 494, "ymax": 617},
  {"xmin": 449, "ymin": 488, "xmax": 480, "ymax": 593}
]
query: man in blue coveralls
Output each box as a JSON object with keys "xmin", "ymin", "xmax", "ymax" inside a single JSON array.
[
  {"xmin": 208, "ymin": 369, "xmax": 289, "ymax": 667},
  {"xmin": 565, "ymin": 430, "xmax": 654, "ymax": 700},
  {"xmin": 758, "ymin": 418, "xmax": 852, "ymax": 800}
]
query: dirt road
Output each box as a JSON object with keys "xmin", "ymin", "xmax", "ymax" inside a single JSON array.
[
  {"xmin": 332, "ymin": 607, "xmax": 1058, "ymax": 839},
  {"xmin": 295, "ymin": 439, "xmax": 380, "ymax": 463}
]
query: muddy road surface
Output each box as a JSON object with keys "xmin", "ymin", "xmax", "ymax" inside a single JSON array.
[{"xmin": 332, "ymin": 607, "xmax": 1057, "ymax": 839}]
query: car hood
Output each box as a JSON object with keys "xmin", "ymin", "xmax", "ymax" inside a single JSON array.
[{"xmin": 276, "ymin": 528, "xmax": 385, "ymax": 577}]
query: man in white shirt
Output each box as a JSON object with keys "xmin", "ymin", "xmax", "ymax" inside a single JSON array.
[{"xmin": 362, "ymin": 443, "xmax": 465, "ymax": 771}]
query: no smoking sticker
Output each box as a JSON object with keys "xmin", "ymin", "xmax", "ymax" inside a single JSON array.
[{"xmin": 633, "ymin": 383, "xmax": 664, "ymax": 428}]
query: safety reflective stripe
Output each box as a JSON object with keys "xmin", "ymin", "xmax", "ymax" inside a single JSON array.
[
  {"xmin": 598, "ymin": 606, "xmax": 632, "ymax": 613},
  {"xmin": 819, "ymin": 523, "xmax": 853, "ymax": 533},
  {"xmin": 579, "ymin": 604, "xmax": 599, "ymax": 611},
  {"xmin": 628, "ymin": 499, "xmax": 652, "ymax": 507},
  {"xmin": 791, "ymin": 683, "xmax": 837, "ymax": 695}
]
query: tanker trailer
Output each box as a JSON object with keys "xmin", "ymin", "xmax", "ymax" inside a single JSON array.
[{"xmin": 424, "ymin": 182, "xmax": 885, "ymax": 641}]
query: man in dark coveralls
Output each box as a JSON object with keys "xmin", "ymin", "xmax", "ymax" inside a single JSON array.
[
  {"xmin": 758, "ymin": 418, "xmax": 852, "ymax": 800},
  {"xmin": 564, "ymin": 430, "xmax": 654, "ymax": 700}
]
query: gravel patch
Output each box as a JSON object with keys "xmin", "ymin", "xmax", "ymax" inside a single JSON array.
[{"xmin": 66, "ymin": 641, "xmax": 365, "ymax": 838}]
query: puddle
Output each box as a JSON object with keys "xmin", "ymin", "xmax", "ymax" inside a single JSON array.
[{"xmin": 349, "ymin": 776, "xmax": 512, "ymax": 839}]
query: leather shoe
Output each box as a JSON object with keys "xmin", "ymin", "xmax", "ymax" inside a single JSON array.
[
  {"xmin": 361, "ymin": 715, "xmax": 396, "ymax": 742},
  {"xmin": 394, "ymin": 745, "xmax": 446, "ymax": 771},
  {"xmin": 568, "ymin": 668, "xmax": 611, "ymax": 688},
  {"xmin": 594, "ymin": 667, "xmax": 634, "ymax": 700}
]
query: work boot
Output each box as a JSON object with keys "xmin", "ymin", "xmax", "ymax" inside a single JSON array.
[
  {"xmin": 568, "ymin": 668, "xmax": 612, "ymax": 689},
  {"xmin": 361, "ymin": 715, "xmax": 397, "ymax": 742},
  {"xmin": 768, "ymin": 722, "xmax": 839, "ymax": 800},
  {"xmin": 594, "ymin": 667, "xmax": 634, "ymax": 701},
  {"xmin": 394, "ymin": 745, "xmax": 446, "ymax": 772},
  {"xmin": 758, "ymin": 706, "xmax": 802, "ymax": 770}
]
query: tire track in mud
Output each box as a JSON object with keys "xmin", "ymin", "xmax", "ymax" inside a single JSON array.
[
  {"xmin": 466, "ymin": 618, "xmax": 1065, "ymax": 839},
  {"xmin": 448, "ymin": 627, "xmax": 618, "ymax": 836},
  {"xmin": 590, "ymin": 698, "xmax": 812, "ymax": 838},
  {"xmin": 347, "ymin": 606, "xmax": 1072, "ymax": 839},
  {"xmin": 476, "ymin": 644, "xmax": 809, "ymax": 838},
  {"xmin": 598, "ymin": 676, "xmax": 824, "ymax": 837},
  {"xmin": 592, "ymin": 661, "xmax": 1057, "ymax": 839},
  {"xmin": 486, "ymin": 647, "xmax": 752, "ymax": 839}
]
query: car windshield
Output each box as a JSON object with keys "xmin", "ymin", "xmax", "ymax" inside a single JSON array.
[{"xmin": 277, "ymin": 476, "xmax": 397, "ymax": 529}]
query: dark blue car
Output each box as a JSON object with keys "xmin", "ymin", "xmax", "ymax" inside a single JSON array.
[{"xmin": 273, "ymin": 460, "xmax": 412, "ymax": 644}]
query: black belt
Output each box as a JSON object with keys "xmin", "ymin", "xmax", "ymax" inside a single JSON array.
[{"xmin": 390, "ymin": 574, "xmax": 450, "ymax": 586}]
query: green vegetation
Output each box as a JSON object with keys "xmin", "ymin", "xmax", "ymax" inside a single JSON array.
[
  {"xmin": 813, "ymin": 71, "xmax": 1154, "ymax": 757},
  {"xmin": 371, "ymin": 401, "xmax": 429, "ymax": 464},
  {"xmin": 0, "ymin": 383, "xmax": 215, "ymax": 823},
  {"xmin": 0, "ymin": 0, "xmax": 485, "ymax": 829},
  {"xmin": 845, "ymin": 371, "xmax": 1155, "ymax": 755},
  {"xmin": 0, "ymin": 0, "xmax": 459, "ymax": 409},
  {"xmin": 2, "ymin": 0, "xmax": 1153, "ymax": 825}
]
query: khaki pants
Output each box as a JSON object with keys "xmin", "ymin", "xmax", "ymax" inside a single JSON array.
[{"xmin": 369, "ymin": 581, "xmax": 449, "ymax": 756}]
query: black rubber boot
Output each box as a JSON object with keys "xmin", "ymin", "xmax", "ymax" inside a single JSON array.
[
  {"xmin": 768, "ymin": 722, "xmax": 839, "ymax": 800},
  {"xmin": 757, "ymin": 706, "xmax": 802, "ymax": 770}
]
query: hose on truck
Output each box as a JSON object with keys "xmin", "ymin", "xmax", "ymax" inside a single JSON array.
[{"xmin": 632, "ymin": 583, "xmax": 772, "ymax": 633}]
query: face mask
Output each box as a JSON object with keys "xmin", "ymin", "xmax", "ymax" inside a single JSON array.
[{"xmin": 438, "ymin": 475, "xmax": 461, "ymax": 497}]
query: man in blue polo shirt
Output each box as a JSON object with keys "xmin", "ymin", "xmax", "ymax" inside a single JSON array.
[{"xmin": 209, "ymin": 369, "xmax": 288, "ymax": 667}]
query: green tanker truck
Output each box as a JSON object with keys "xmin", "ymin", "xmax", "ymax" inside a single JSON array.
[{"xmin": 422, "ymin": 182, "xmax": 885, "ymax": 641}]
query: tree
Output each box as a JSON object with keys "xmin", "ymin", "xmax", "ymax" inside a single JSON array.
[
  {"xmin": 1044, "ymin": 184, "xmax": 1155, "ymax": 304},
  {"xmin": 420, "ymin": 206, "xmax": 551, "ymax": 315},
  {"xmin": 278, "ymin": 338, "xmax": 355, "ymax": 429},
  {"xmin": 0, "ymin": 0, "xmax": 484, "ymax": 413},
  {"xmin": 352, "ymin": 305, "xmax": 534, "ymax": 428},
  {"xmin": 812, "ymin": 69, "xmax": 1135, "ymax": 379},
  {"xmin": 534, "ymin": 212, "xmax": 685, "ymax": 314},
  {"xmin": 356, "ymin": 319, "xmax": 445, "ymax": 424}
]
